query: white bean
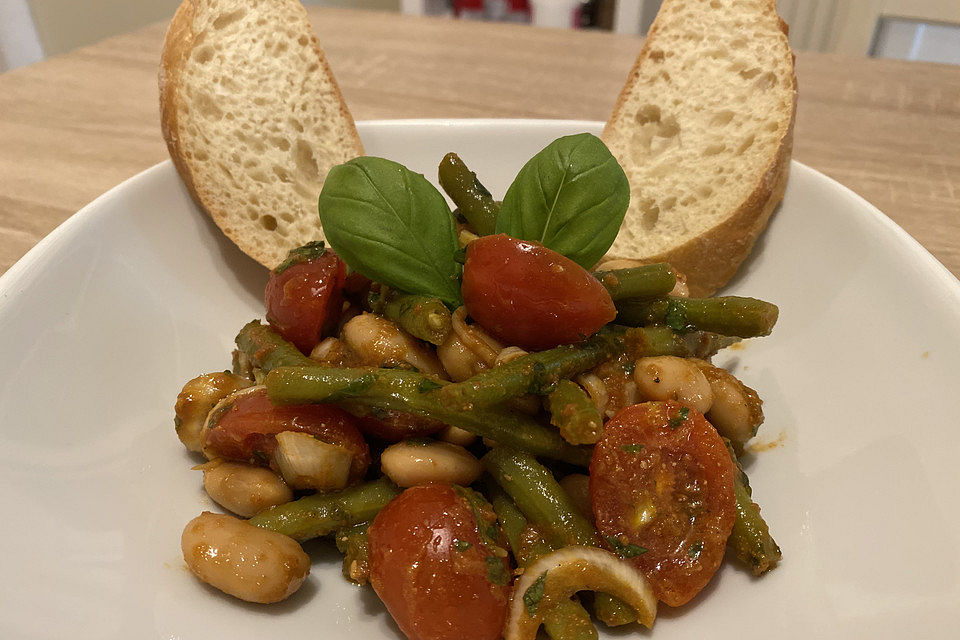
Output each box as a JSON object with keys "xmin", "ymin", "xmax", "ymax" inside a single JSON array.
[
  {"xmin": 381, "ymin": 440, "xmax": 482, "ymax": 487},
  {"xmin": 174, "ymin": 372, "xmax": 250, "ymax": 452},
  {"xmin": 437, "ymin": 307, "xmax": 503, "ymax": 381},
  {"xmin": 634, "ymin": 356, "xmax": 713, "ymax": 414},
  {"xmin": 201, "ymin": 461, "xmax": 293, "ymax": 518},
  {"xmin": 181, "ymin": 512, "xmax": 309, "ymax": 603},
  {"xmin": 693, "ymin": 360, "xmax": 764, "ymax": 450},
  {"xmin": 437, "ymin": 425, "xmax": 477, "ymax": 447},
  {"xmin": 342, "ymin": 312, "xmax": 445, "ymax": 377}
]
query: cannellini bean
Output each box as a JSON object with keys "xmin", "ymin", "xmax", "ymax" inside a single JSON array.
[
  {"xmin": 175, "ymin": 372, "xmax": 251, "ymax": 452},
  {"xmin": 634, "ymin": 356, "xmax": 713, "ymax": 414},
  {"xmin": 342, "ymin": 313, "xmax": 444, "ymax": 377},
  {"xmin": 575, "ymin": 373, "xmax": 609, "ymax": 413},
  {"xmin": 273, "ymin": 431, "xmax": 353, "ymax": 491},
  {"xmin": 559, "ymin": 473, "xmax": 594, "ymax": 523},
  {"xmin": 310, "ymin": 336, "xmax": 342, "ymax": 361},
  {"xmin": 495, "ymin": 346, "xmax": 529, "ymax": 366},
  {"xmin": 181, "ymin": 512, "xmax": 310, "ymax": 603},
  {"xmin": 437, "ymin": 425, "xmax": 477, "ymax": 447},
  {"xmin": 692, "ymin": 360, "xmax": 764, "ymax": 451},
  {"xmin": 437, "ymin": 307, "xmax": 503, "ymax": 382},
  {"xmin": 381, "ymin": 440, "xmax": 482, "ymax": 487},
  {"xmin": 201, "ymin": 461, "xmax": 293, "ymax": 518}
]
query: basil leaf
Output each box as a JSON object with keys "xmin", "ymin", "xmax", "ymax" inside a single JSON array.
[
  {"xmin": 318, "ymin": 157, "xmax": 463, "ymax": 307},
  {"xmin": 495, "ymin": 133, "xmax": 629, "ymax": 269}
]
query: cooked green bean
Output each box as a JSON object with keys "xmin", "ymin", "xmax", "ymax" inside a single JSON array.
[
  {"xmin": 547, "ymin": 380, "xmax": 603, "ymax": 445},
  {"xmin": 265, "ymin": 366, "xmax": 590, "ymax": 466},
  {"xmin": 483, "ymin": 448, "xmax": 637, "ymax": 626},
  {"xmin": 438, "ymin": 152, "xmax": 499, "ymax": 235},
  {"xmin": 725, "ymin": 441, "xmax": 781, "ymax": 575},
  {"xmin": 249, "ymin": 477, "xmax": 400, "ymax": 542},
  {"xmin": 593, "ymin": 263, "xmax": 676, "ymax": 300},
  {"xmin": 438, "ymin": 325, "xmax": 738, "ymax": 412},
  {"xmin": 487, "ymin": 479, "xmax": 598, "ymax": 640},
  {"xmin": 235, "ymin": 320, "xmax": 315, "ymax": 371},
  {"xmin": 369, "ymin": 290, "xmax": 452, "ymax": 345},
  {"xmin": 335, "ymin": 521, "xmax": 372, "ymax": 585},
  {"xmin": 616, "ymin": 296, "xmax": 779, "ymax": 338}
]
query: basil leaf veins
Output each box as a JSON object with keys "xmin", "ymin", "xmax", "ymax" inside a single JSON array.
[
  {"xmin": 495, "ymin": 133, "xmax": 630, "ymax": 269},
  {"xmin": 318, "ymin": 156, "xmax": 463, "ymax": 307}
]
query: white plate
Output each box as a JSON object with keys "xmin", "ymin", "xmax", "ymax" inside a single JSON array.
[{"xmin": 1, "ymin": 120, "xmax": 958, "ymax": 639}]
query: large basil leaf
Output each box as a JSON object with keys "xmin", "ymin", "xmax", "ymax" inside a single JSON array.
[
  {"xmin": 319, "ymin": 157, "xmax": 463, "ymax": 307},
  {"xmin": 495, "ymin": 133, "xmax": 630, "ymax": 269}
]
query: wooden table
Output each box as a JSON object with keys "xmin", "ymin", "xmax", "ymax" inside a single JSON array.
[{"xmin": 2, "ymin": 7, "xmax": 959, "ymax": 278}]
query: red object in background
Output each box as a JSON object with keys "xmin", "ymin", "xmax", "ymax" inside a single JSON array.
[{"xmin": 453, "ymin": 0, "xmax": 530, "ymax": 22}]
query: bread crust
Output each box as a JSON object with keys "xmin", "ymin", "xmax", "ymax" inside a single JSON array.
[
  {"xmin": 158, "ymin": 0, "xmax": 364, "ymax": 269},
  {"xmin": 602, "ymin": 1, "xmax": 797, "ymax": 296}
]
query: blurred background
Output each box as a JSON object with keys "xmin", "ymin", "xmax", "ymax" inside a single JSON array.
[{"xmin": 1, "ymin": 0, "xmax": 959, "ymax": 72}]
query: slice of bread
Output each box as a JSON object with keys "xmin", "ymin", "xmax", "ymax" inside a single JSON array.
[
  {"xmin": 602, "ymin": 0, "xmax": 796, "ymax": 296},
  {"xmin": 160, "ymin": 0, "xmax": 363, "ymax": 269}
]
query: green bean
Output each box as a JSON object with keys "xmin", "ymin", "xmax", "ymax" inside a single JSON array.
[
  {"xmin": 376, "ymin": 292, "xmax": 452, "ymax": 345},
  {"xmin": 265, "ymin": 366, "xmax": 590, "ymax": 466},
  {"xmin": 483, "ymin": 448, "xmax": 637, "ymax": 627},
  {"xmin": 725, "ymin": 441, "xmax": 781, "ymax": 575},
  {"xmin": 335, "ymin": 521, "xmax": 371, "ymax": 584},
  {"xmin": 487, "ymin": 480, "xmax": 598, "ymax": 640},
  {"xmin": 235, "ymin": 320, "xmax": 315, "ymax": 372},
  {"xmin": 438, "ymin": 325, "xmax": 738, "ymax": 412},
  {"xmin": 593, "ymin": 263, "xmax": 676, "ymax": 300},
  {"xmin": 616, "ymin": 296, "xmax": 779, "ymax": 338},
  {"xmin": 438, "ymin": 152, "xmax": 499, "ymax": 235},
  {"xmin": 547, "ymin": 380, "xmax": 603, "ymax": 445},
  {"xmin": 249, "ymin": 477, "xmax": 400, "ymax": 542}
]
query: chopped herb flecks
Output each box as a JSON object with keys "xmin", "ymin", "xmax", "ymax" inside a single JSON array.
[
  {"xmin": 620, "ymin": 444, "xmax": 644, "ymax": 454},
  {"xmin": 605, "ymin": 535, "xmax": 648, "ymax": 558},
  {"xmin": 523, "ymin": 572, "xmax": 547, "ymax": 616},
  {"xmin": 485, "ymin": 556, "xmax": 510, "ymax": 585},
  {"xmin": 669, "ymin": 406, "xmax": 690, "ymax": 428},
  {"xmin": 688, "ymin": 540, "xmax": 704, "ymax": 559},
  {"xmin": 417, "ymin": 378, "xmax": 443, "ymax": 393}
]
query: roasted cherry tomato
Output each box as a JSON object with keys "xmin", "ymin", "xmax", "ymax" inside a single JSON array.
[
  {"xmin": 265, "ymin": 242, "xmax": 346, "ymax": 354},
  {"xmin": 461, "ymin": 234, "xmax": 616, "ymax": 350},
  {"xmin": 590, "ymin": 401, "xmax": 736, "ymax": 607},
  {"xmin": 349, "ymin": 407, "xmax": 447, "ymax": 442},
  {"xmin": 203, "ymin": 387, "xmax": 370, "ymax": 483},
  {"xmin": 368, "ymin": 484, "xmax": 511, "ymax": 640}
]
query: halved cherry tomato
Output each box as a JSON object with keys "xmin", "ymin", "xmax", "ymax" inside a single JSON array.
[
  {"xmin": 368, "ymin": 484, "xmax": 511, "ymax": 640},
  {"xmin": 590, "ymin": 401, "xmax": 735, "ymax": 607},
  {"xmin": 461, "ymin": 234, "xmax": 616, "ymax": 350},
  {"xmin": 349, "ymin": 407, "xmax": 447, "ymax": 442},
  {"xmin": 265, "ymin": 244, "xmax": 346, "ymax": 354},
  {"xmin": 203, "ymin": 387, "xmax": 370, "ymax": 483}
]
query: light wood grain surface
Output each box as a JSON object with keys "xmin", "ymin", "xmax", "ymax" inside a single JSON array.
[{"xmin": 1, "ymin": 8, "xmax": 959, "ymax": 278}]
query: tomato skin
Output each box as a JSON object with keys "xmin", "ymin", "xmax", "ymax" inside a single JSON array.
[
  {"xmin": 350, "ymin": 408, "xmax": 447, "ymax": 442},
  {"xmin": 461, "ymin": 235, "xmax": 616, "ymax": 350},
  {"xmin": 203, "ymin": 388, "xmax": 370, "ymax": 483},
  {"xmin": 265, "ymin": 249, "xmax": 346, "ymax": 354},
  {"xmin": 590, "ymin": 401, "xmax": 736, "ymax": 607},
  {"xmin": 368, "ymin": 485, "xmax": 510, "ymax": 640}
]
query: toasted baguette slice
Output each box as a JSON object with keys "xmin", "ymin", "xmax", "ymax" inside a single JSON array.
[
  {"xmin": 602, "ymin": 0, "xmax": 796, "ymax": 296},
  {"xmin": 160, "ymin": 0, "xmax": 363, "ymax": 269}
]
